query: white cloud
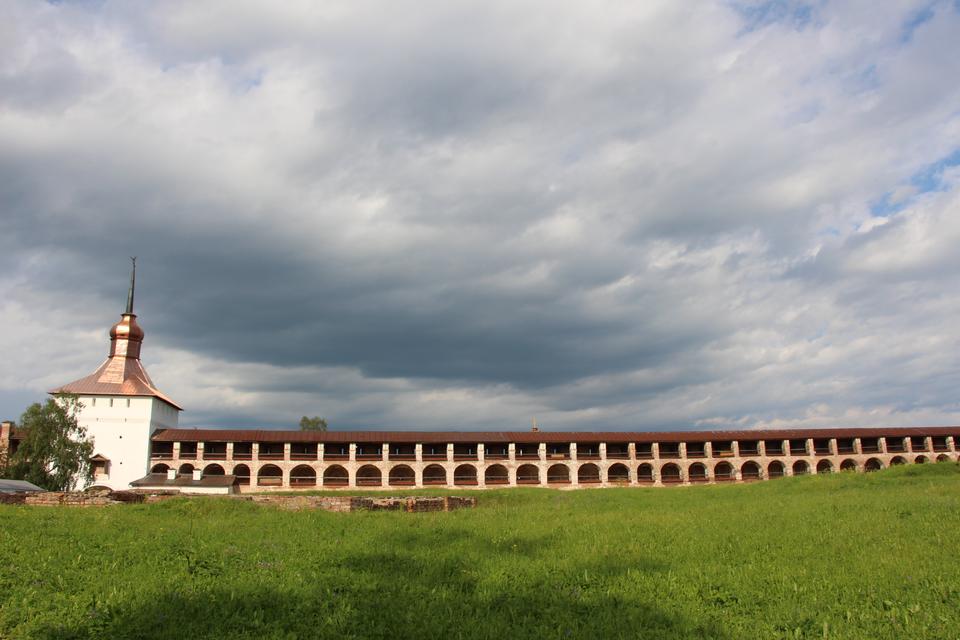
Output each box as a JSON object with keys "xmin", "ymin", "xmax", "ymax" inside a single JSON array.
[{"xmin": 1, "ymin": 0, "xmax": 958, "ymax": 430}]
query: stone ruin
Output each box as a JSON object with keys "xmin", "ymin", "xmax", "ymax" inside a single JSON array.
[
  {"xmin": 242, "ymin": 494, "xmax": 476, "ymax": 512},
  {"xmin": 0, "ymin": 488, "xmax": 477, "ymax": 513}
]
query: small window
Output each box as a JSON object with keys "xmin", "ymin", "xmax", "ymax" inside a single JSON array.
[
  {"xmin": 109, "ymin": 398, "xmax": 114, "ymax": 407},
  {"xmin": 126, "ymin": 398, "xmax": 131, "ymax": 408}
]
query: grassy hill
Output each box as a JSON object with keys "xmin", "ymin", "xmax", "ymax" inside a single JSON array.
[{"xmin": 1, "ymin": 463, "xmax": 958, "ymax": 639}]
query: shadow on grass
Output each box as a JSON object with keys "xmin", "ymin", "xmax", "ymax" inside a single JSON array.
[{"xmin": 32, "ymin": 545, "xmax": 729, "ymax": 640}]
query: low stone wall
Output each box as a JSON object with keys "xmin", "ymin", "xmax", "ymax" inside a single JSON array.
[
  {"xmin": 2, "ymin": 489, "xmax": 476, "ymax": 513},
  {"xmin": 21, "ymin": 490, "xmax": 145, "ymax": 506},
  {"xmin": 244, "ymin": 494, "xmax": 477, "ymax": 512}
]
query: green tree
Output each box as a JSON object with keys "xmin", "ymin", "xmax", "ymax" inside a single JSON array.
[
  {"xmin": 2, "ymin": 395, "xmax": 93, "ymax": 491},
  {"xmin": 299, "ymin": 416, "xmax": 328, "ymax": 431}
]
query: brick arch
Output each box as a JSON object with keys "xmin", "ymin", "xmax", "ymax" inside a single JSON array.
[
  {"xmin": 232, "ymin": 464, "xmax": 251, "ymax": 486},
  {"xmin": 423, "ymin": 464, "xmax": 447, "ymax": 485},
  {"xmin": 816, "ymin": 460, "xmax": 832, "ymax": 474},
  {"xmin": 792, "ymin": 460, "xmax": 810, "ymax": 475},
  {"xmin": 740, "ymin": 461, "xmax": 761, "ymax": 481},
  {"xmin": 637, "ymin": 463, "xmax": 655, "ymax": 484},
  {"xmin": 688, "ymin": 462, "xmax": 708, "ymax": 483},
  {"xmin": 454, "ymin": 464, "xmax": 478, "ymax": 486},
  {"xmin": 714, "ymin": 461, "xmax": 735, "ymax": 482},
  {"xmin": 257, "ymin": 464, "xmax": 283, "ymax": 487},
  {"xmin": 864, "ymin": 458, "xmax": 883, "ymax": 472},
  {"xmin": 840, "ymin": 459, "xmax": 857, "ymax": 472},
  {"xmin": 767, "ymin": 461, "xmax": 785, "ymax": 478},
  {"xmin": 322, "ymin": 464, "xmax": 348, "ymax": 487},
  {"xmin": 660, "ymin": 463, "xmax": 681, "ymax": 484},
  {"xmin": 484, "ymin": 464, "xmax": 508, "ymax": 485},
  {"xmin": 356, "ymin": 464, "xmax": 382, "ymax": 487},
  {"xmin": 547, "ymin": 464, "xmax": 570, "ymax": 484},
  {"xmin": 577, "ymin": 463, "xmax": 600, "ymax": 484},
  {"xmin": 150, "ymin": 463, "xmax": 169, "ymax": 474},
  {"xmin": 203, "ymin": 463, "xmax": 225, "ymax": 476},
  {"xmin": 607, "ymin": 463, "xmax": 630, "ymax": 483},
  {"xmin": 388, "ymin": 464, "xmax": 415, "ymax": 486},
  {"xmin": 290, "ymin": 464, "xmax": 317, "ymax": 487},
  {"xmin": 516, "ymin": 464, "xmax": 540, "ymax": 485}
]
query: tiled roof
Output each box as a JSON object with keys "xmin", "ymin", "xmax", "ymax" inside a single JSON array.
[
  {"xmin": 51, "ymin": 356, "xmax": 182, "ymax": 410},
  {"xmin": 130, "ymin": 473, "xmax": 238, "ymax": 488},
  {"xmin": 151, "ymin": 426, "xmax": 960, "ymax": 444},
  {"xmin": 0, "ymin": 479, "xmax": 45, "ymax": 494}
]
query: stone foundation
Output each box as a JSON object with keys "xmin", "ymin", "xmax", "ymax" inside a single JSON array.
[
  {"xmin": 243, "ymin": 494, "xmax": 476, "ymax": 512},
  {"xmin": 20, "ymin": 490, "xmax": 146, "ymax": 506},
  {"xmin": 2, "ymin": 490, "xmax": 476, "ymax": 513}
]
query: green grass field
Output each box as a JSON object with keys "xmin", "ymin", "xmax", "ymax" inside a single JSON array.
[{"xmin": 1, "ymin": 464, "xmax": 958, "ymax": 639}]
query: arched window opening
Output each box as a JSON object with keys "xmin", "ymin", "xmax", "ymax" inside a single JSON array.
[
  {"xmin": 290, "ymin": 465, "xmax": 317, "ymax": 487},
  {"xmin": 516, "ymin": 464, "xmax": 540, "ymax": 485},
  {"xmin": 740, "ymin": 461, "xmax": 761, "ymax": 481},
  {"xmin": 714, "ymin": 462, "xmax": 735, "ymax": 482},
  {"xmin": 547, "ymin": 464, "xmax": 571, "ymax": 484},
  {"xmin": 484, "ymin": 464, "xmax": 509, "ymax": 485},
  {"xmin": 422, "ymin": 464, "xmax": 447, "ymax": 485},
  {"xmin": 577, "ymin": 463, "xmax": 600, "ymax": 484},
  {"xmin": 233, "ymin": 464, "xmax": 251, "ymax": 486},
  {"xmin": 607, "ymin": 463, "xmax": 630, "ymax": 484},
  {"xmin": 356, "ymin": 465, "xmax": 382, "ymax": 487},
  {"xmin": 688, "ymin": 463, "xmax": 708, "ymax": 483},
  {"xmin": 637, "ymin": 463, "xmax": 655, "ymax": 484},
  {"xmin": 388, "ymin": 465, "xmax": 415, "ymax": 486},
  {"xmin": 453, "ymin": 464, "xmax": 478, "ymax": 486},
  {"xmin": 660, "ymin": 463, "xmax": 681, "ymax": 484},
  {"xmin": 767, "ymin": 461, "xmax": 785, "ymax": 479},
  {"xmin": 322, "ymin": 465, "xmax": 348, "ymax": 487},
  {"xmin": 257, "ymin": 464, "xmax": 283, "ymax": 487}
]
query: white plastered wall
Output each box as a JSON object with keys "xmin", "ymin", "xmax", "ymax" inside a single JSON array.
[{"xmin": 77, "ymin": 395, "xmax": 180, "ymax": 489}]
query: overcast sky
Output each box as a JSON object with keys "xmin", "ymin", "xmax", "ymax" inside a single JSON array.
[{"xmin": 1, "ymin": 1, "xmax": 959, "ymax": 431}]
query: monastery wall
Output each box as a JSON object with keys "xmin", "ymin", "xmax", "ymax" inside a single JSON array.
[{"xmin": 149, "ymin": 433, "xmax": 959, "ymax": 491}]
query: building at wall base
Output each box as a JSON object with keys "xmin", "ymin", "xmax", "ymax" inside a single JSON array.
[
  {"xmin": 130, "ymin": 473, "xmax": 238, "ymax": 495},
  {"xmin": 0, "ymin": 479, "xmax": 44, "ymax": 494}
]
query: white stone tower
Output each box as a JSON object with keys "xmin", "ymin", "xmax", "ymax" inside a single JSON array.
[{"xmin": 50, "ymin": 259, "xmax": 181, "ymax": 489}]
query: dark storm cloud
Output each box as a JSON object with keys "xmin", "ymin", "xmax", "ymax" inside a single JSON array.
[{"xmin": 2, "ymin": 0, "xmax": 960, "ymax": 430}]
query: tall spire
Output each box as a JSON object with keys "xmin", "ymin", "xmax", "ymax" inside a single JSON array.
[
  {"xmin": 109, "ymin": 258, "xmax": 144, "ymax": 359},
  {"xmin": 125, "ymin": 257, "xmax": 136, "ymax": 315},
  {"xmin": 51, "ymin": 256, "xmax": 182, "ymax": 410}
]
